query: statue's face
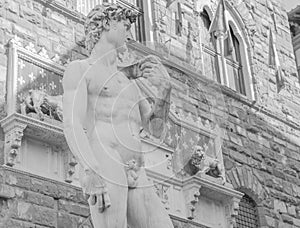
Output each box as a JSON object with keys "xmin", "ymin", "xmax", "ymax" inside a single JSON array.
[{"xmin": 107, "ymin": 18, "xmax": 131, "ymax": 48}]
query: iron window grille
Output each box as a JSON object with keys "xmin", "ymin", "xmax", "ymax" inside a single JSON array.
[{"xmin": 235, "ymin": 194, "xmax": 259, "ymax": 228}]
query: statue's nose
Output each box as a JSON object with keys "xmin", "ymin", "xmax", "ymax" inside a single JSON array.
[{"xmin": 126, "ymin": 29, "xmax": 134, "ymax": 41}]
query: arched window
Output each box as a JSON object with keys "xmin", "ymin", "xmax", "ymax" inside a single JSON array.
[
  {"xmin": 199, "ymin": 4, "xmax": 255, "ymax": 100},
  {"xmin": 235, "ymin": 194, "xmax": 259, "ymax": 228},
  {"xmin": 200, "ymin": 9, "xmax": 213, "ymax": 48},
  {"xmin": 200, "ymin": 9, "xmax": 220, "ymax": 82},
  {"xmin": 225, "ymin": 26, "xmax": 246, "ymax": 95}
]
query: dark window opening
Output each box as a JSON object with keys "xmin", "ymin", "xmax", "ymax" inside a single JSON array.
[
  {"xmin": 201, "ymin": 9, "xmax": 220, "ymax": 82},
  {"xmin": 226, "ymin": 26, "xmax": 246, "ymax": 95},
  {"xmin": 235, "ymin": 194, "xmax": 259, "ymax": 228}
]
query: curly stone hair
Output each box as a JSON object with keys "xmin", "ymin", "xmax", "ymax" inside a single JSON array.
[{"xmin": 84, "ymin": 3, "xmax": 139, "ymax": 53}]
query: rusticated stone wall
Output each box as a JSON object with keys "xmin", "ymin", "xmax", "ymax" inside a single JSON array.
[
  {"xmin": 0, "ymin": 0, "xmax": 299, "ymax": 228},
  {"xmin": 151, "ymin": 0, "xmax": 300, "ymax": 126},
  {"xmin": 0, "ymin": 167, "xmax": 91, "ymax": 228}
]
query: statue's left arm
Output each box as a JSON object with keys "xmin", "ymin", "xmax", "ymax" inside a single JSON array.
[{"xmin": 136, "ymin": 56, "xmax": 172, "ymax": 139}]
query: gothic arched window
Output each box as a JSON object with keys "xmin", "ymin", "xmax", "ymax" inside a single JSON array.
[
  {"xmin": 225, "ymin": 25, "xmax": 246, "ymax": 95},
  {"xmin": 199, "ymin": 4, "xmax": 255, "ymax": 100},
  {"xmin": 200, "ymin": 9, "xmax": 220, "ymax": 82},
  {"xmin": 235, "ymin": 194, "xmax": 259, "ymax": 228}
]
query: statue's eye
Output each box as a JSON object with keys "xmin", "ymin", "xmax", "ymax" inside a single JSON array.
[{"xmin": 124, "ymin": 22, "xmax": 131, "ymax": 31}]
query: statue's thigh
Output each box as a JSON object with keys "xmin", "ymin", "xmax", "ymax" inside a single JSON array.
[
  {"xmin": 89, "ymin": 182, "xmax": 128, "ymax": 228},
  {"xmin": 127, "ymin": 170, "xmax": 174, "ymax": 228}
]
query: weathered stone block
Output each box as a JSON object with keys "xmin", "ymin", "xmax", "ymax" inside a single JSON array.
[
  {"xmin": 57, "ymin": 212, "xmax": 87, "ymax": 228},
  {"xmin": 8, "ymin": 1, "xmax": 19, "ymax": 15},
  {"xmin": 51, "ymin": 12, "xmax": 67, "ymax": 25},
  {"xmin": 0, "ymin": 183, "xmax": 15, "ymax": 198},
  {"xmin": 23, "ymin": 191, "xmax": 55, "ymax": 209},
  {"xmin": 274, "ymin": 199, "xmax": 287, "ymax": 214},
  {"xmin": 17, "ymin": 201, "xmax": 56, "ymax": 227},
  {"xmin": 287, "ymin": 205, "xmax": 297, "ymax": 217},
  {"xmin": 228, "ymin": 133, "xmax": 243, "ymax": 147},
  {"xmin": 12, "ymin": 23, "xmax": 35, "ymax": 40},
  {"xmin": 58, "ymin": 199, "xmax": 90, "ymax": 217},
  {"xmin": 273, "ymin": 169, "xmax": 286, "ymax": 180},
  {"xmin": 282, "ymin": 213, "xmax": 294, "ymax": 224},
  {"xmin": 294, "ymin": 218, "xmax": 300, "ymax": 227},
  {"xmin": 38, "ymin": 36, "xmax": 52, "ymax": 51},
  {"xmin": 236, "ymin": 125, "xmax": 247, "ymax": 137}
]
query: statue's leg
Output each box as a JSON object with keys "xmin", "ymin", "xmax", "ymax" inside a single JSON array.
[
  {"xmin": 88, "ymin": 181, "xmax": 128, "ymax": 228},
  {"xmin": 88, "ymin": 138, "xmax": 129, "ymax": 228},
  {"xmin": 127, "ymin": 169, "xmax": 174, "ymax": 228}
]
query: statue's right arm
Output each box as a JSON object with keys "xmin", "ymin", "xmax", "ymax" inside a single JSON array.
[
  {"xmin": 63, "ymin": 61, "xmax": 111, "ymax": 211},
  {"xmin": 62, "ymin": 61, "xmax": 100, "ymax": 175}
]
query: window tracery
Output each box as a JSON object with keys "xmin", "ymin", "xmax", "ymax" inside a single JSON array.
[
  {"xmin": 198, "ymin": 4, "xmax": 254, "ymax": 99},
  {"xmin": 200, "ymin": 9, "xmax": 220, "ymax": 82}
]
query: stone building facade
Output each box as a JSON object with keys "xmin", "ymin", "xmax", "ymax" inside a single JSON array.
[
  {"xmin": 289, "ymin": 5, "xmax": 300, "ymax": 80},
  {"xmin": 0, "ymin": 0, "xmax": 299, "ymax": 228}
]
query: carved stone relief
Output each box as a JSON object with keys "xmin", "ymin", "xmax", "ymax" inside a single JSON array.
[
  {"xmin": 183, "ymin": 183, "xmax": 201, "ymax": 220},
  {"xmin": 154, "ymin": 181, "xmax": 171, "ymax": 210},
  {"xmin": 7, "ymin": 36, "xmax": 65, "ymax": 124},
  {"xmin": 20, "ymin": 89, "xmax": 63, "ymax": 122},
  {"xmin": 185, "ymin": 145, "xmax": 226, "ymax": 184},
  {"xmin": 1, "ymin": 121, "xmax": 27, "ymax": 167},
  {"xmin": 64, "ymin": 151, "xmax": 78, "ymax": 183}
]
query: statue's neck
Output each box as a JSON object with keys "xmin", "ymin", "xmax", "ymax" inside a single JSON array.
[{"xmin": 90, "ymin": 41, "xmax": 118, "ymax": 68}]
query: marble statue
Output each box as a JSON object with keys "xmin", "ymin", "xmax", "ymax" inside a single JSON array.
[{"xmin": 62, "ymin": 3, "xmax": 174, "ymax": 228}]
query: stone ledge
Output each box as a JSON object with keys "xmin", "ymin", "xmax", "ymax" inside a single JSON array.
[
  {"xmin": 35, "ymin": 0, "xmax": 85, "ymax": 24},
  {"xmin": 170, "ymin": 214, "xmax": 211, "ymax": 228},
  {"xmin": 0, "ymin": 113, "xmax": 66, "ymax": 147}
]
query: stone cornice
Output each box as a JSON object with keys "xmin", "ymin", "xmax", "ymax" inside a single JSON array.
[
  {"xmin": 34, "ymin": 0, "xmax": 143, "ymax": 25},
  {"xmin": 0, "ymin": 113, "xmax": 65, "ymax": 147},
  {"xmin": 169, "ymin": 214, "xmax": 211, "ymax": 228},
  {"xmin": 35, "ymin": 0, "xmax": 85, "ymax": 24},
  {"xmin": 0, "ymin": 164, "xmax": 82, "ymax": 190},
  {"xmin": 146, "ymin": 169, "xmax": 243, "ymax": 200},
  {"xmin": 183, "ymin": 175, "xmax": 243, "ymax": 200}
]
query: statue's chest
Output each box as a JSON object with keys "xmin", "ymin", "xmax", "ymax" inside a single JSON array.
[{"xmin": 87, "ymin": 72, "xmax": 135, "ymax": 98}]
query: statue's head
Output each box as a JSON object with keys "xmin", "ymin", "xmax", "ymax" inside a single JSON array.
[{"xmin": 84, "ymin": 3, "xmax": 139, "ymax": 53}]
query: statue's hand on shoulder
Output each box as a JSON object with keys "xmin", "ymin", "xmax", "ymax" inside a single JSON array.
[
  {"xmin": 139, "ymin": 55, "xmax": 171, "ymax": 96},
  {"xmin": 80, "ymin": 168, "xmax": 111, "ymax": 213},
  {"xmin": 138, "ymin": 55, "xmax": 172, "ymax": 140}
]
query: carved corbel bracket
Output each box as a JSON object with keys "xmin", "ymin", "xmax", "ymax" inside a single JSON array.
[
  {"xmin": 1, "ymin": 120, "xmax": 27, "ymax": 167},
  {"xmin": 225, "ymin": 196, "xmax": 242, "ymax": 228},
  {"xmin": 64, "ymin": 151, "xmax": 78, "ymax": 183},
  {"xmin": 183, "ymin": 183, "xmax": 201, "ymax": 220},
  {"xmin": 154, "ymin": 181, "xmax": 170, "ymax": 210}
]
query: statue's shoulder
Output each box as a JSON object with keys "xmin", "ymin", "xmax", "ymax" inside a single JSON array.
[
  {"xmin": 63, "ymin": 59, "xmax": 90, "ymax": 90},
  {"xmin": 63, "ymin": 59, "xmax": 90, "ymax": 82},
  {"xmin": 65, "ymin": 59, "xmax": 90, "ymax": 75}
]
